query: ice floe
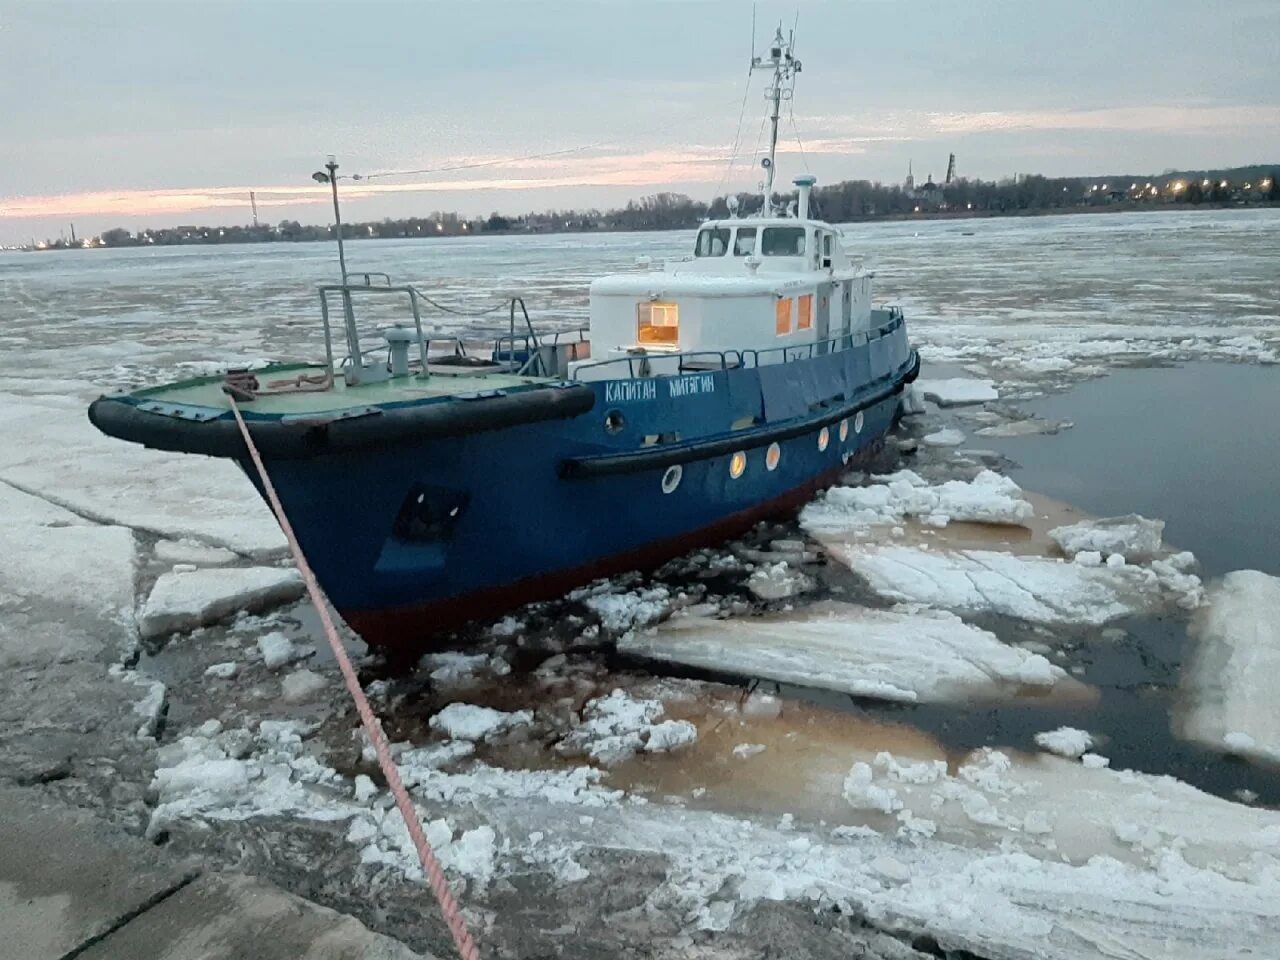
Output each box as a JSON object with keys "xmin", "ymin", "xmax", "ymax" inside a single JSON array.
[
  {"xmin": 0, "ymin": 481, "xmax": 138, "ymax": 665},
  {"xmin": 1034, "ymin": 726, "xmax": 1095, "ymax": 759},
  {"xmin": 556, "ymin": 689, "xmax": 697, "ymax": 766},
  {"xmin": 1049, "ymin": 514, "xmax": 1165, "ymax": 563},
  {"xmin": 574, "ymin": 582, "xmax": 672, "ymax": 634},
  {"xmin": 139, "ymin": 566, "xmax": 304, "ymax": 639},
  {"xmin": 280, "ymin": 668, "xmax": 328, "ymax": 703},
  {"xmin": 153, "ymin": 538, "xmax": 240, "ymax": 566},
  {"xmin": 429, "ymin": 703, "xmax": 533, "ymax": 742},
  {"xmin": 623, "ymin": 602, "xmax": 1073, "ymax": 704},
  {"xmin": 824, "ymin": 544, "xmax": 1202, "ymax": 625},
  {"xmin": 0, "ymin": 392, "xmax": 286, "ymax": 556},
  {"xmin": 922, "ymin": 427, "xmax": 966, "ymax": 446},
  {"xmin": 744, "ymin": 561, "xmax": 812, "ymax": 601},
  {"xmin": 915, "ymin": 378, "xmax": 998, "ymax": 407},
  {"xmin": 801, "ymin": 469, "xmax": 1032, "ymax": 534},
  {"xmin": 1177, "ymin": 570, "xmax": 1280, "ymax": 764}
]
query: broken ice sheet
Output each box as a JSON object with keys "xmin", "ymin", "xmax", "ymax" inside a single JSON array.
[
  {"xmin": 622, "ymin": 601, "xmax": 1086, "ymax": 704},
  {"xmin": 1176, "ymin": 570, "xmax": 1280, "ymax": 765},
  {"xmin": 823, "ymin": 543, "xmax": 1201, "ymax": 626}
]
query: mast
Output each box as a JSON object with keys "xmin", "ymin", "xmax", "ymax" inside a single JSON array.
[{"xmin": 750, "ymin": 24, "xmax": 801, "ymax": 216}]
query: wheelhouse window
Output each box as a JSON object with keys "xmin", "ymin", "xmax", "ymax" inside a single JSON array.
[
  {"xmin": 694, "ymin": 228, "xmax": 730, "ymax": 257},
  {"xmin": 733, "ymin": 227, "xmax": 757, "ymax": 256},
  {"xmin": 797, "ymin": 293, "xmax": 813, "ymax": 330},
  {"xmin": 822, "ymin": 233, "xmax": 833, "ymax": 268},
  {"xmin": 762, "ymin": 227, "xmax": 806, "ymax": 257},
  {"xmin": 775, "ymin": 297, "xmax": 793, "ymax": 336},
  {"xmin": 637, "ymin": 301, "xmax": 679, "ymax": 345}
]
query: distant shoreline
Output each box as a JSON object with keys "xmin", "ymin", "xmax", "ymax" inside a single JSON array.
[{"xmin": 11, "ymin": 197, "xmax": 1277, "ymax": 253}]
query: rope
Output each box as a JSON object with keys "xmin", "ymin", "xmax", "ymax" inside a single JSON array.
[{"xmin": 226, "ymin": 397, "xmax": 482, "ymax": 960}]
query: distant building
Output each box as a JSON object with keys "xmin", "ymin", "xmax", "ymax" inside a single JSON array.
[{"xmin": 915, "ymin": 174, "xmax": 944, "ymax": 211}]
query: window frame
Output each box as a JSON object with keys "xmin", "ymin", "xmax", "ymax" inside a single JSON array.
[
  {"xmin": 775, "ymin": 297, "xmax": 793, "ymax": 336},
  {"xmin": 636, "ymin": 301, "xmax": 679, "ymax": 345},
  {"xmin": 732, "ymin": 226, "xmax": 757, "ymax": 256},
  {"xmin": 761, "ymin": 226, "xmax": 807, "ymax": 257},
  {"xmin": 797, "ymin": 293, "xmax": 813, "ymax": 331},
  {"xmin": 694, "ymin": 227, "xmax": 730, "ymax": 257}
]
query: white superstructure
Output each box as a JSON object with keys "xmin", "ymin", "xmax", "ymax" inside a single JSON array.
[{"xmin": 572, "ymin": 26, "xmax": 875, "ymax": 380}]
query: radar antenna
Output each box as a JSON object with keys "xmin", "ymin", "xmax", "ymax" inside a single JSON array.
[{"xmin": 750, "ymin": 23, "xmax": 801, "ymax": 216}]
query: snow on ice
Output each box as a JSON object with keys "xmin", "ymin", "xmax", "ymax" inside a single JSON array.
[
  {"xmin": 1049, "ymin": 514, "xmax": 1166, "ymax": 563},
  {"xmin": 575, "ymin": 583, "xmax": 672, "ymax": 634},
  {"xmin": 0, "ymin": 392, "xmax": 287, "ymax": 556},
  {"xmin": 1034, "ymin": 727, "xmax": 1095, "ymax": 759},
  {"xmin": 800, "ymin": 469, "xmax": 1033, "ymax": 534},
  {"xmin": 0, "ymin": 481, "xmax": 138, "ymax": 665},
  {"xmin": 153, "ymin": 538, "xmax": 239, "ymax": 566},
  {"xmin": 429, "ymin": 703, "xmax": 533, "ymax": 742},
  {"xmin": 915, "ymin": 378, "xmax": 999, "ymax": 407},
  {"xmin": 556, "ymin": 688, "xmax": 697, "ymax": 766},
  {"xmin": 139, "ymin": 566, "xmax": 304, "ymax": 638},
  {"xmin": 1177, "ymin": 570, "xmax": 1280, "ymax": 764},
  {"xmin": 744, "ymin": 561, "xmax": 812, "ymax": 601},
  {"xmin": 623, "ymin": 602, "xmax": 1071, "ymax": 704},
  {"xmin": 922, "ymin": 427, "xmax": 966, "ymax": 447},
  {"xmin": 823, "ymin": 543, "xmax": 1202, "ymax": 626}
]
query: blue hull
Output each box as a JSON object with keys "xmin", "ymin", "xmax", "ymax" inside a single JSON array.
[{"xmin": 240, "ymin": 322, "xmax": 918, "ymax": 648}]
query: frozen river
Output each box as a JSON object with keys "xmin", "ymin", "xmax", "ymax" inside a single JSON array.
[
  {"xmin": 4, "ymin": 207, "xmax": 1280, "ymax": 959},
  {"xmin": 2, "ymin": 207, "xmax": 1278, "ymax": 388}
]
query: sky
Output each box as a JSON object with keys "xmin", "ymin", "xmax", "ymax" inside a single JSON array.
[{"xmin": 2, "ymin": 0, "xmax": 1278, "ymax": 244}]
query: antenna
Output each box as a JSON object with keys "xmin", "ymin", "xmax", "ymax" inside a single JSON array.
[{"xmin": 749, "ymin": 22, "xmax": 801, "ymax": 217}]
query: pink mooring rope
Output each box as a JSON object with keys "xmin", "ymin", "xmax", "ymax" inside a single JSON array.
[{"xmin": 228, "ymin": 397, "xmax": 481, "ymax": 960}]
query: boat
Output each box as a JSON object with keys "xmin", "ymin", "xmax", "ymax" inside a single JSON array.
[{"xmin": 88, "ymin": 27, "xmax": 919, "ymax": 649}]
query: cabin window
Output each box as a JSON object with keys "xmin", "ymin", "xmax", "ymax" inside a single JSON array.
[
  {"xmin": 694, "ymin": 228, "xmax": 730, "ymax": 257},
  {"xmin": 637, "ymin": 301, "xmax": 679, "ymax": 345},
  {"xmin": 822, "ymin": 233, "xmax": 833, "ymax": 268},
  {"xmin": 775, "ymin": 297, "xmax": 793, "ymax": 336},
  {"xmin": 797, "ymin": 293, "xmax": 813, "ymax": 330},
  {"xmin": 733, "ymin": 227, "xmax": 757, "ymax": 256},
  {"xmin": 762, "ymin": 227, "xmax": 806, "ymax": 257}
]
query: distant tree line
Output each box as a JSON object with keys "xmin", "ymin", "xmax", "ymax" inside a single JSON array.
[{"xmin": 52, "ymin": 166, "xmax": 1280, "ymax": 250}]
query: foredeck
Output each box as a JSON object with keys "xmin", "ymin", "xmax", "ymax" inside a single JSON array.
[{"xmin": 130, "ymin": 364, "xmax": 555, "ymax": 417}]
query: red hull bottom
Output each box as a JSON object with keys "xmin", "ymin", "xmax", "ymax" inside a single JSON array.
[{"xmin": 344, "ymin": 442, "xmax": 882, "ymax": 650}]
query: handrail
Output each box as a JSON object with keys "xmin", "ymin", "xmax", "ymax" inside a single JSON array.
[{"xmin": 569, "ymin": 316, "xmax": 904, "ymax": 381}]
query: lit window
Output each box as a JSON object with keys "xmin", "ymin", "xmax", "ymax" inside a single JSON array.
[
  {"xmin": 733, "ymin": 227, "xmax": 757, "ymax": 256},
  {"xmin": 695, "ymin": 228, "xmax": 730, "ymax": 257},
  {"xmin": 798, "ymin": 293, "xmax": 813, "ymax": 330},
  {"xmin": 775, "ymin": 297, "xmax": 793, "ymax": 336},
  {"xmin": 818, "ymin": 427, "xmax": 830, "ymax": 451},
  {"xmin": 729, "ymin": 451, "xmax": 747, "ymax": 478},
  {"xmin": 637, "ymin": 302, "xmax": 679, "ymax": 345},
  {"xmin": 762, "ymin": 227, "xmax": 806, "ymax": 256},
  {"xmin": 765, "ymin": 442, "xmax": 781, "ymax": 471},
  {"xmin": 839, "ymin": 419, "xmax": 849, "ymax": 442}
]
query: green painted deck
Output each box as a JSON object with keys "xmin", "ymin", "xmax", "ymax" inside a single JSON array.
[{"xmin": 132, "ymin": 364, "xmax": 555, "ymax": 415}]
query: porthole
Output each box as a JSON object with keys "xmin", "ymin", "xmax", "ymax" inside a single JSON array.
[
  {"xmin": 817, "ymin": 427, "xmax": 830, "ymax": 452},
  {"xmin": 765, "ymin": 442, "xmax": 781, "ymax": 471},
  {"xmin": 661, "ymin": 464, "xmax": 683, "ymax": 494},
  {"xmin": 839, "ymin": 419, "xmax": 849, "ymax": 442},
  {"xmin": 604, "ymin": 409, "xmax": 625, "ymax": 434},
  {"xmin": 729, "ymin": 451, "xmax": 747, "ymax": 479},
  {"xmin": 854, "ymin": 410, "xmax": 864, "ymax": 434}
]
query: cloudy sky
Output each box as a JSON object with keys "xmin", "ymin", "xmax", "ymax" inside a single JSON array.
[{"xmin": 2, "ymin": 0, "xmax": 1278, "ymax": 243}]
